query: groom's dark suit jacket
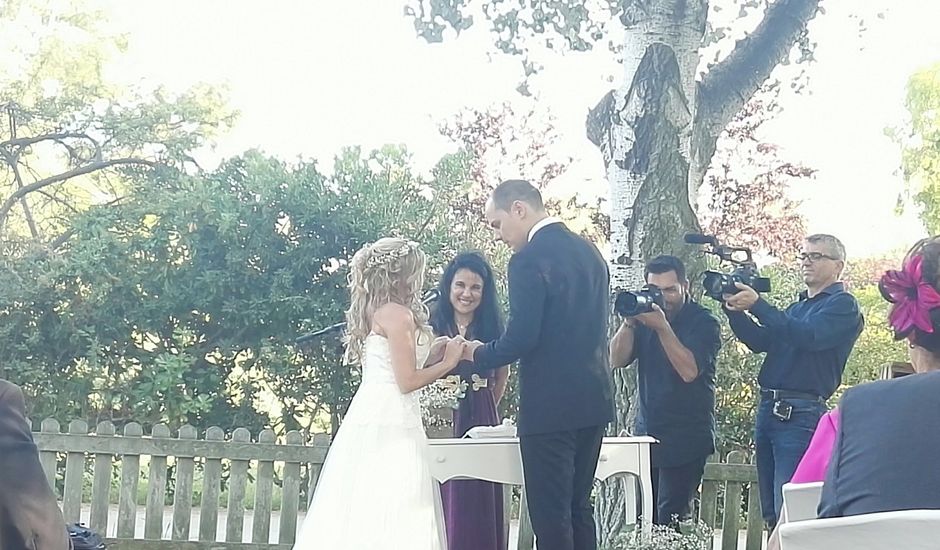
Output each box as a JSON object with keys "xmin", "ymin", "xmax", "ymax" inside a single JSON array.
[{"xmin": 473, "ymin": 222, "xmax": 615, "ymax": 435}]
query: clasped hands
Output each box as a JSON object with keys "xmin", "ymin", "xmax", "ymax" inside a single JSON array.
[{"xmin": 426, "ymin": 335, "xmax": 485, "ymax": 366}]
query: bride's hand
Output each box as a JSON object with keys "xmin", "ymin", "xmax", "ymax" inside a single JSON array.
[
  {"xmin": 442, "ymin": 336, "xmax": 467, "ymax": 368},
  {"xmin": 424, "ymin": 335, "xmax": 449, "ymax": 366}
]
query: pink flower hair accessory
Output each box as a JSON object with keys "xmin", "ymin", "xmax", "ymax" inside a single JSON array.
[{"xmin": 879, "ymin": 254, "xmax": 940, "ymax": 335}]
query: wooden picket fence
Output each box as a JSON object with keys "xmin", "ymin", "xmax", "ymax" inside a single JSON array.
[
  {"xmin": 33, "ymin": 418, "xmax": 330, "ymax": 549},
  {"xmin": 700, "ymin": 450, "xmax": 764, "ymax": 550},
  {"xmin": 32, "ymin": 419, "xmax": 763, "ymax": 550}
]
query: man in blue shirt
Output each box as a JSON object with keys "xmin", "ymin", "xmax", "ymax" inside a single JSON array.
[
  {"xmin": 723, "ymin": 234, "xmax": 863, "ymax": 529},
  {"xmin": 610, "ymin": 256, "xmax": 722, "ymax": 526}
]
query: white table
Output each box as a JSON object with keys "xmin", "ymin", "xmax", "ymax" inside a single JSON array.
[{"xmin": 428, "ymin": 436, "xmax": 655, "ymax": 540}]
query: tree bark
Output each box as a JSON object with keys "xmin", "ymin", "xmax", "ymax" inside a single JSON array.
[{"xmin": 587, "ymin": 0, "xmax": 820, "ymax": 544}]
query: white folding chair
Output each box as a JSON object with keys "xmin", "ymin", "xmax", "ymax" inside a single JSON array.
[
  {"xmin": 779, "ymin": 509, "xmax": 940, "ymax": 550},
  {"xmin": 781, "ymin": 481, "xmax": 824, "ymax": 523}
]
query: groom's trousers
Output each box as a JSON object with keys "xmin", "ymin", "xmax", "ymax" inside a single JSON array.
[{"xmin": 519, "ymin": 424, "xmax": 605, "ymax": 550}]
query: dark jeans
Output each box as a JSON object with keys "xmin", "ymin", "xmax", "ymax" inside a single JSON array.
[
  {"xmin": 519, "ymin": 425, "xmax": 605, "ymax": 550},
  {"xmin": 755, "ymin": 396, "xmax": 826, "ymax": 526},
  {"xmin": 651, "ymin": 455, "xmax": 708, "ymax": 526}
]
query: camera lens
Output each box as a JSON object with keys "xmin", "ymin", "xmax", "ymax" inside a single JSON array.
[
  {"xmin": 615, "ymin": 292, "xmax": 643, "ymax": 317},
  {"xmin": 702, "ymin": 271, "xmax": 727, "ymax": 298},
  {"xmin": 615, "ymin": 285, "xmax": 663, "ymax": 316}
]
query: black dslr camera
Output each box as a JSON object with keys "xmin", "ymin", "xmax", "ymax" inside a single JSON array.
[
  {"xmin": 614, "ymin": 284, "xmax": 664, "ymax": 317},
  {"xmin": 684, "ymin": 234, "xmax": 771, "ymax": 301}
]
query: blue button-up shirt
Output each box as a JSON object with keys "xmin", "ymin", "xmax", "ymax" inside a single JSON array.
[{"xmin": 724, "ymin": 282, "xmax": 864, "ymax": 399}]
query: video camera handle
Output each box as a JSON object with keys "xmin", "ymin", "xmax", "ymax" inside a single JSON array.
[
  {"xmin": 684, "ymin": 234, "xmax": 754, "ymax": 265},
  {"xmin": 683, "ymin": 233, "xmax": 719, "ymax": 246}
]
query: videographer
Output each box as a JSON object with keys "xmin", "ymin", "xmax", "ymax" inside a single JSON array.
[
  {"xmin": 721, "ymin": 234, "xmax": 863, "ymax": 529},
  {"xmin": 610, "ymin": 255, "xmax": 721, "ymax": 526}
]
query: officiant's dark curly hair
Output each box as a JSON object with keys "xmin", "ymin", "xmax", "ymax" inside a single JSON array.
[{"xmin": 430, "ymin": 252, "xmax": 504, "ymax": 343}]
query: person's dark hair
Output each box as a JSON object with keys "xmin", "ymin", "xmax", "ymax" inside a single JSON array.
[
  {"xmin": 430, "ymin": 252, "xmax": 504, "ymax": 343},
  {"xmin": 490, "ymin": 179, "xmax": 544, "ymax": 212},
  {"xmin": 645, "ymin": 255, "xmax": 688, "ymax": 283},
  {"xmin": 881, "ymin": 237, "xmax": 940, "ymax": 354}
]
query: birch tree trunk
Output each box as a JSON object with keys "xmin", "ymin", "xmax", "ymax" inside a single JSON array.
[
  {"xmin": 586, "ymin": 0, "xmax": 821, "ymax": 544},
  {"xmin": 587, "ymin": 3, "xmax": 707, "ymax": 541}
]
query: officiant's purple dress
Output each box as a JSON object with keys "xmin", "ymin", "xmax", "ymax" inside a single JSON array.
[{"xmin": 440, "ymin": 358, "xmax": 507, "ymax": 550}]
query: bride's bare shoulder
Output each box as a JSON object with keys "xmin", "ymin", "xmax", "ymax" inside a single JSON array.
[{"xmin": 372, "ymin": 303, "xmax": 414, "ymax": 335}]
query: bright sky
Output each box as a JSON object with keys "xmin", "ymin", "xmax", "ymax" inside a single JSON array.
[{"xmin": 99, "ymin": 0, "xmax": 940, "ymax": 260}]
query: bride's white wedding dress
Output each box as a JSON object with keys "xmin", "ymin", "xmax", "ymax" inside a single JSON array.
[{"xmin": 293, "ymin": 330, "xmax": 446, "ymax": 549}]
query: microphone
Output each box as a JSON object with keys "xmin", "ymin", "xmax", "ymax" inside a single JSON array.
[
  {"xmin": 420, "ymin": 288, "xmax": 441, "ymax": 305},
  {"xmin": 294, "ymin": 288, "xmax": 442, "ymax": 345},
  {"xmin": 683, "ymin": 233, "xmax": 719, "ymax": 246}
]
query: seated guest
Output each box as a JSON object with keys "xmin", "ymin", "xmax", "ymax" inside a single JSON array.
[
  {"xmin": 0, "ymin": 379, "xmax": 69, "ymax": 549},
  {"xmin": 766, "ymin": 409, "xmax": 840, "ymax": 550},
  {"xmin": 789, "ymin": 408, "xmax": 840, "ymax": 484},
  {"xmin": 817, "ymin": 237, "xmax": 940, "ymax": 517}
]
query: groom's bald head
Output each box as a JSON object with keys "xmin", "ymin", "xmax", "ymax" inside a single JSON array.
[
  {"xmin": 490, "ymin": 179, "xmax": 545, "ymax": 212},
  {"xmin": 485, "ymin": 180, "xmax": 548, "ymax": 252}
]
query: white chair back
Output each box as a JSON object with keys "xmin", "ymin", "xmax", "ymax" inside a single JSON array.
[
  {"xmin": 779, "ymin": 509, "xmax": 940, "ymax": 550},
  {"xmin": 781, "ymin": 481, "xmax": 824, "ymax": 522}
]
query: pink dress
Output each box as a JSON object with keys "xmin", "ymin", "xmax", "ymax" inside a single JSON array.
[{"xmin": 790, "ymin": 409, "xmax": 841, "ymax": 483}]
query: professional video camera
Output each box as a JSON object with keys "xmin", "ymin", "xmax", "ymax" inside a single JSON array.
[
  {"xmin": 614, "ymin": 284, "xmax": 664, "ymax": 317},
  {"xmin": 684, "ymin": 233, "xmax": 771, "ymax": 300}
]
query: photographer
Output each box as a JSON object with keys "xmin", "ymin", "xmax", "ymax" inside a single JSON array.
[
  {"xmin": 722, "ymin": 234, "xmax": 863, "ymax": 529},
  {"xmin": 610, "ymin": 255, "xmax": 721, "ymax": 526}
]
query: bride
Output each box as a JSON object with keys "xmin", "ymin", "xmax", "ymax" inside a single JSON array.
[{"xmin": 293, "ymin": 238, "xmax": 465, "ymax": 550}]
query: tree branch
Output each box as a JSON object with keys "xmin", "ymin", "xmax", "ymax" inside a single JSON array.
[
  {"xmin": 0, "ymin": 158, "xmax": 157, "ymax": 229},
  {"xmin": 9, "ymin": 158, "xmax": 41, "ymax": 239},
  {"xmin": 37, "ymin": 189, "xmax": 81, "ymax": 215},
  {"xmin": 694, "ymin": 0, "xmax": 820, "ymax": 170},
  {"xmin": 0, "ymin": 132, "xmax": 95, "ymax": 151}
]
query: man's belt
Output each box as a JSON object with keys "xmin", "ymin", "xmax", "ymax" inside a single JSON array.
[{"xmin": 760, "ymin": 388, "xmax": 825, "ymax": 403}]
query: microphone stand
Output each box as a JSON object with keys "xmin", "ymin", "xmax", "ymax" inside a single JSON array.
[{"xmin": 294, "ymin": 289, "xmax": 441, "ymax": 345}]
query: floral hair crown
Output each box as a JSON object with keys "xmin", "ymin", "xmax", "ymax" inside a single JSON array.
[
  {"xmin": 879, "ymin": 253, "xmax": 940, "ymax": 337},
  {"xmin": 365, "ymin": 240, "xmax": 418, "ymax": 269}
]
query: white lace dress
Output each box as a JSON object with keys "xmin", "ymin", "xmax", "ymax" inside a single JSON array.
[{"xmin": 293, "ymin": 330, "xmax": 446, "ymax": 549}]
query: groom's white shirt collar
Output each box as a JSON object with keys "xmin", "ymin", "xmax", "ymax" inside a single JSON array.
[{"xmin": 527, "ymin": 216, "xmax": 562, "ymax": 242}]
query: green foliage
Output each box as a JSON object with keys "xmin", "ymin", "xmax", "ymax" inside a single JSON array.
[
  {"xmin": 1, "ymin": 15, "xmax": 576, "ymax": 433},
  {"xmin": 0, "ymin": 146, "xmax": 482, "ymax": 433},
  {"xmin": 891, "ymin": 62, "xmax": 940, "ymax": 233},
  {"xmin": 0, "ymin": 0, "xmax": 234, "ymax": 241}
]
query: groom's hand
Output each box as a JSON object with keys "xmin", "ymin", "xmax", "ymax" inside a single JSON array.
[{"xmin": 462, "ymin": 340, "xmax": 484, "ymax": 361}]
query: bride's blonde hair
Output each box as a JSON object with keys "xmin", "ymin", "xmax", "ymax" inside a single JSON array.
[{"xmin": 344, "ymin": 237, "xmax": 429, "ymax": 365}]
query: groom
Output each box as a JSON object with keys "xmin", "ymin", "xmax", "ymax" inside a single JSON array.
[{"xmin": 464, "ymin": 179, "xmax": 615, "ymax": 550}]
